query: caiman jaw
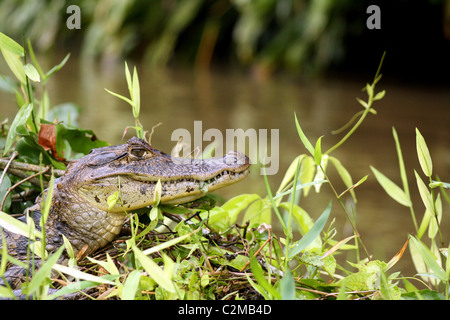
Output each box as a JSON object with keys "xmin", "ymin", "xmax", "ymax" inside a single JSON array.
[{"xmin": 77, "ymin": 148, "xmax": 250, "ymax": 213}]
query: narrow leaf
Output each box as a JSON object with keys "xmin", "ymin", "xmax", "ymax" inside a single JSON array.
[
  {"xmin": 279, "ymin": 269, "xmax": 295, "ymax": 300},
  {"xmin": 142, "ymin": 227, "xmax": 200, "ymax": 255},
  {"xmin": 122, "ymin": 270, "xmax": 142, "ymax": 300},
  {"xmin": 52, "ymin": 263, "xmax": 116, "ymax": 285},
  {"xmin": 409, "ymin": 236, "xmax": 446, "ymax": 282},
  {"xmin": 132, "ymin": 67, "xmax": 140, "ymax": 118},
  {"xmin": 294, "ymin": 112, "xmax": 314, "ymax": 156},
  {"xmin": 4, "ymin": 103, "xmax": 33, "ymax": 155},
  {"xmin": 386, "ymin": 238, "xmax": 409, "ymax": 270},
  {"xmin": 0, "ymin": 210, "xmax": 43, "ymax": 239},
  {"xmin": 0, "ymin": 47, "xmax": 26, "ymax": 84},
  {"xmin": 329, "ymin": 156, "xmax": 356, "ymax": 202},
  {"xmin": 288, "ymin": 202, "xmax": 331, "ymax": 258},
  {"xmin": 392, "ymin": 127, "xmax": 410, "ymax": 196},
  {"xmin": 416, "ymin": 128, "xmax": 433, "ymax": 177},
  {"xmin": 132, "ymin": 245, "xmax": 176, "ymax": 293},
  {"xmin": 414, "ymin": 170, "xmax": 434, "ymax": 214},
  {"xmin": 370, "ymin": 166, "xmax": 411, "ymax": 207},
  {"xmin": 46, "ymin": 53, "xmax": 71, "ymax": 78},
  {"xmin": 276, "ymin": 155, "xmax": 305, "ymax": 194},
  {"xmin": 0, "ymin": 32, "xmax": 24, "ymax": 56},
  {"xmin": 249, "ymin": 253, "xmax": 281, "ymax": 299},
  {"xmin": 314, "ymin": 136, "xmax": 323, "ymax": 165},
  {"xmin": 105, "ymin": 88, "xmax": 134, "ymax": 107},
  {"xmin": 321, "ymin": 235, "xmax": 357, "ymax": 259},
  {"xmin": 26, "ymin": 245, "xmax": 65, "ymax": 295},
  {"xmin": 338, "ymin": 175, "xmax": 368, "ymax": 199}
]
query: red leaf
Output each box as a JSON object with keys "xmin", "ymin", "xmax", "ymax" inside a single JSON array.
[{"xmin": 38, "ymin": 124, "xmax": 65, "ymax": 161}]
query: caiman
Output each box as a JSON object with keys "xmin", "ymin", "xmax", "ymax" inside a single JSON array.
[{"xmin": 0, "ymin": 137, "xmax": 250, "ymax": 290}]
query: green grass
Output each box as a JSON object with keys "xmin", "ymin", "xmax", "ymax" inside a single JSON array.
[{"xmin": 0, "ymin": 33, "xmax": 449, "ymax": 300}]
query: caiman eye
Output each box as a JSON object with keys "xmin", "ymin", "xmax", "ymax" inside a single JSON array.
[{"xmin": 130, "ymin": 148, "xmax": 147, "ymax": 158}]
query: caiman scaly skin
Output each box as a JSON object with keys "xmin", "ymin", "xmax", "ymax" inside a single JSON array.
[{"xmin": 0, "ymin": 137, "xmax": 250, "ymax": 288}]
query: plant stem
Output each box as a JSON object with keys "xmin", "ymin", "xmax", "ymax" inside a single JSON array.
[
  {"xmin": 325, "ymin": 105, "xmax": 372, "ymax": 155},
  {"xmin": 321, "ymin": 166, "xmax": 371, "ymax": 259}
]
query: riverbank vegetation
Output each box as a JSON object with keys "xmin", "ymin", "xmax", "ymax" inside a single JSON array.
[{"xmin": 0, "ymin": 33, "xmax": 449, "ymax": 300}]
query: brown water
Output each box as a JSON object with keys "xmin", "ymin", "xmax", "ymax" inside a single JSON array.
[{"xmin": 0, "ymin": 54, "xmax": 449, "ymax": 276}]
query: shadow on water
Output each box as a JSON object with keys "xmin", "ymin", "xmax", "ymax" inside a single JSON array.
[{"xmin": 0, "ymin": 53, "xmax": 449, "ymax": 277}]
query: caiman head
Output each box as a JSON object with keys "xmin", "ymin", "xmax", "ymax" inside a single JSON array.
[{"xmin": 46, "ymin": 137, "xmax": 250, "ymax": 257}]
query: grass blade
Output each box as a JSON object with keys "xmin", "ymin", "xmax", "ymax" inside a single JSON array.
[
  {"xmin": 288, "ymin": 202, "xmax": 331, "ymax": 258},
  {"xmin": 415, "ymin": 128, "xmax": 433, "ymax": 177},
  {"xmin": 409, "ymin": 236, "xmax": 446, "ymax": 282},
  {"xmin": 370, "ymin": 166, "xmax": 411, "ymax": 207},
  {"xmin": 122, "ymin": 270, "xmax": 142, "ymax": 300},
  {"xmin": 133, "ymin": 245, "xmax": 176, "ymax": 293},
  {"xmin": 294, "ymin": 112, "xmax": 314, "ymax": 156}
]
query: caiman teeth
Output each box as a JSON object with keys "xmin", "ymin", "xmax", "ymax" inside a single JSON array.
[{"xmin": 134, "ymin": 169, "xmax": 249, "ymax": 185}]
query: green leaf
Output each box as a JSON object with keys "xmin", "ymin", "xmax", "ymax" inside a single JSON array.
[
  {"xmin": 105, "ymin": 88, "xmax": 134, "ymax": 107},
  {"xmin": 242, "ymin": 198, "xmax": 271, "ymax": 228},
  {"xmin": 125, "ymin": 62, "xmax": 133, "ymax": 96},
  {"xmin": 52, "ymin": 263, "xmax": 117, "ymax": 285},
  {"xmin": 417, "ymin": 208, "xmax": 432, "ymax": 239},
  {"xmin": 414, "ymin": 170, "xmax": 434, "ymax": 214},
  {"xmin": 373, "ymin": 90, "xmax": 386, "ymax": 101},
  {"xmin": 132, "ymin": 67, "xmax": 140, "ymax": 118},
  {"xmin": 287, "ymin": 202, "xmax": 331, "ymax": 258},
  {"xmin": 0, "ymin": 47, "xmax": 26, "ymax": 84},
  {"xmin": 55, "ymin": 125, "xmax": 109, "ymax": 155},
  {"xmin": 279, "ymin": 202, "xmax": 314, "ymax": 236},
  {"xmin": 429, "ymin": 181, "xmax": 450, "ymax": 189},
  {"xmin": 276, "ymin": 155, "xmax": 305, "ymax": 194},
  {"xmin": 409, "ymin": 236, "xmax": 446, "ymax": 282},
  {"xmin": 356, "ymin": 97, "xmax": 369, "ymax": 109},
  {"xmin": 294, "ymin": 112, "xmax": 314, "ymax": 156},
  {"xmin": 415, "ymin": 128, "xmax": 432, "ymax": 177},
  {"xmin": 154, "ymin": 179, "xmax": 162, "ymax": 205},
  {"xmin": 365, "ymin": 83, "xmax": 374, "ymax": 99},
  {"xmin": 122, "ymin": 270, "xmax": 142, "ymax": 300},
  {"xmin": 23, "ymin": 63, "xmax": 40, "ymax": 82},
  {"xmin": 26, "ymin": 245, "xmax": 65, "ymax": 296},
  {"xmin": 107, "ymin": 191, "xmax": 119, "ymax": 211},
  {"xmin": 329, "ymin": 156, "xmax": 356, "ymax": 202},
  {"xmin": 0, "ymin": 32, "xmax": 24, "ymax": 56},
  {"xmin": 370, "ymin": 166, "xmax": 412, "ymax": 207},
  {"xmin": 0, "ymin": 285, "xmax": 14, "ymax": 299},
  {"xmin": 132, "ymin": 245, "xmax": 176, "ymax": 293},
  {"xmin": 249, "ymin": 253, "xmax": 281, "ymax": 299},
  {"xmin": 208, "ymin": 193, "xmax": 259, "ymax": 230},
  {"xmin": 392, "ymin": 127, "xmax": 410, "ymax": 197},
  {"xmin": 279, "ymin": 269, "xmax": 295, "ymax": 300},
  {"xmin": 0, "ymin": 173, "xmax": 11, "ymax": 211},
  {"xmin": 314, "ymin": 136, "xmax": 323, "ymax": 165},
  {"xmin": 3, "ymin": 103, "xmax": 33, "ymax": 155},
  {"xmin": 338, "ymin": 175, "xmax": 368, "ymax": 199},
  {"xmin": 142, "ymin": 227, "xmax": 200, "ymax": 256},
  {"xmin": 0, "ymin": 210, "xmax": 43, "ymax": 239},
  {"xmin": 45, "ymin": 53, "xmax": 70, "ymax": 78}
]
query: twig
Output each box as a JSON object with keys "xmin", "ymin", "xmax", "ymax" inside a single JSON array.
[
  {"xmin": 0, "ymin": 158, "xmax": 64, "ymax": 177},
  {"xmin": 0, "ymin": 151, "xmax": 18, "ymax": 191},
  {"xmin": 239, "ymin": 227, "xmax": 272, "ymax": 272},
  {"xmin": 0, "ymin": 166, "xmax": 50, "ymax": 211}
]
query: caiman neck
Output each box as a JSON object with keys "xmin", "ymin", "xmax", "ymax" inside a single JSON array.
[{"xmin": 44, "ymin": 187, "xmax": 127, "ymax": 258}]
